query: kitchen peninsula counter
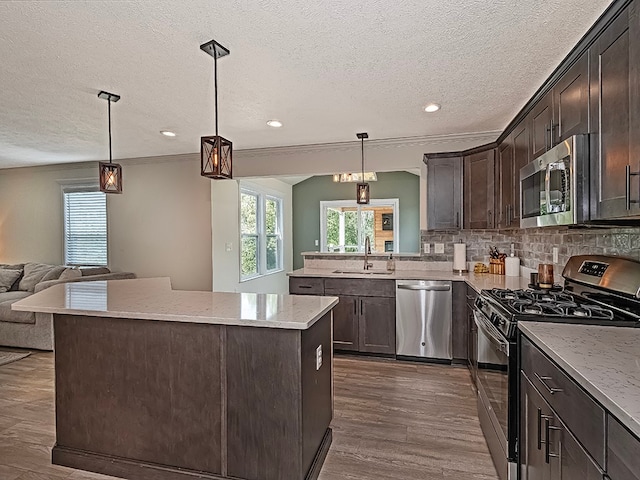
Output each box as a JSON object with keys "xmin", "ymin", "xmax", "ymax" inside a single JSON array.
[
  {"xmin": 289, "ymin": 267, "xmax": 531, "ymax": 293},
  {"xmin": 13, "ymin": 277, "xmax": 338, "ymax": 480}
]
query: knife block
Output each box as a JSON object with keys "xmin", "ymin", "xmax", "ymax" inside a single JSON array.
[{"xmin": 489, "ymin": 258, "xmax": 505, "ymax": 275}]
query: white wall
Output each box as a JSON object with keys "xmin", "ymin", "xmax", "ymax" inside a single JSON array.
[
  {"xmin": 0, "ymin": 154, "xmax": 213, "ymax": 291},
  {"xmin": 108, "ymin": 154, "xmax": 212, "ymax": 291},
  {"xmin": 211, "ymin": 178, "xmax": 293, "ymax": 294}
]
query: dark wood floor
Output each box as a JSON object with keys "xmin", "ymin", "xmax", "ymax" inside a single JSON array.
[{"xmin": 0, "ymin": 351, "xmax": 497, "ymax": 480}]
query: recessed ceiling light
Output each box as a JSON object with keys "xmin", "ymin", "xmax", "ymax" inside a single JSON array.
[
  {"xmin": 266, "ymin": 120, "xmax": 283, "ymax": 128},
  {"xmin": 424, "ymin": 103, "xmax": 441, "ymax": 113},
  {"xmin": 160, "ymin": 130, "xmax": 176, "ymax": 137}
]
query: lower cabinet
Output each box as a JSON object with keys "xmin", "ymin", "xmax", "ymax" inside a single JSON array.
[
  {"xmin": 608, "ymin": 416, "xmax": 640, "ymax": 480},
  {"xmin": 290, "ymin": 277, "xmax": 396, "ymax": 355}
]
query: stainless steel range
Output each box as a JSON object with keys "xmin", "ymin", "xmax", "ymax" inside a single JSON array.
[{"xmin": 473, "ymin": 255, "xmax": 640, "ymax": 480}]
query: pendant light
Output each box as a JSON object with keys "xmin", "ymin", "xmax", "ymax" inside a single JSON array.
[
  {"xmin": 97, "ymin": 91, "xmax": 123, "ymax": 194},
  {"xmin": 200, "ymin": 39, "xmax": 232, "ymax": 179},
  {"xmin": 356, "ymin": 132, "xmax": 370, "ymax": 204}
]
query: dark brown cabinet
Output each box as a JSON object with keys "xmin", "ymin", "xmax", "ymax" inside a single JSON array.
[
  {"xmin": 466, "ymin": 286, "xmax": 477, "ymax": 384},
  {"xmin": 608, "ymin": 416, "xmax": 640, "ymax": 480},
  {"xmin": 497, "ymin": 141, "xmax": 515, "ymax": 228},
  {"xmin": 553, "ymin": 52, "xmax": 590, "ymax": 143},
  {"xmin": 424, "ymin": 154, "xmax": 463, "ymax": 230},
  {"xmin": 511, "ymin": 121, "xmax": 530, "ymax": 224},
  {"xmin": 463, "ymin": 149, "xmax": 496, "ymax": 229},
  {"xmin": 452, "ymin": 282, "xmax": 468, "ymax": 361},
  {"xmin": 589, "ymin": 3, "xmax": 640, "ymax": 220},
  {"xmin": 324, "ymin": 278, "xmax": 396, "ymax": 355},
  {"xmin": 332, "ymin": 295, "xmax": 359, "ymax": 351},
  {"xmin": 530, "ymin": 91, "xmax": 554, "ymax": 160}
]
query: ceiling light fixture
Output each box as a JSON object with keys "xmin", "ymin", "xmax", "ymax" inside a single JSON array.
[
  {"xmin": 266, "ymin": 120, "xmax": 283, "ymax": 128},
  {"xmin": 356, "ymin": 132, "xmax": 370, "ymax": 205},
  {"xmin": 424, "ymin": 103, "xmax": 441, "ymax": 113},
  {"xmin": 332, "ymin": 172, "xmax": 377, "ymax": 183},
  {"xmin": 160, "ymin": 130, "xmax": 176, "ymax": 137},
  {"xmin": 200, "ymin": 39, "xmax": 232, "ymax": 180},
  {"xmin": 97, "ymin": 91, "xmax": 123, "ymax": 194}
]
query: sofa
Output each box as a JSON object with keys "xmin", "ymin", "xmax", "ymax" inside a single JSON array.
[{"xmin": 0, "ymin": 262, "xmax": 135, "ymax": 350}]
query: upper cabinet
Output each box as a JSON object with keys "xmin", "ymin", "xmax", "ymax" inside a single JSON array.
[
  {"xmin": 425, "ymin": 155, "xmax": 463, "ymax": 230},
  {"xmin": 511, "ymin": 119, "xmax": 530, "ymax": 224},
  {"xmin": 553, "ymin": 52, "xmax": 590, "ymax": 143},
  {"xmin": 463, "ymin": 149, "xmax": 496, "ymax": 229},
  {"xmin": 497, "ymin": 141, "xmax": 515, "ymax": 228},
  {"xmin": 589, "ymin": 2, "xmax": 640, "ymax": 220},
  {"xmin": 530, "ymin": 91, "xmax": 554, "ymax": 160}
]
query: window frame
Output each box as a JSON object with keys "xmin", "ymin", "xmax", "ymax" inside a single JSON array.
[
  {"xmin": 239, "ymin": 185, "xmax": 284, "ymax": 281},
  {"xmin": 61, "ymin": 183, "xmax": 108, "ymax": 267},
  {"xmin": 319, "ymin": 199, "xmax": 399, "ymax": 253}
]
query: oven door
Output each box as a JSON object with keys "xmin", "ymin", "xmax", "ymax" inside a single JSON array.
[{"xmin": 474, "ymin": 308, "xmax": 513, "ymax": 479}]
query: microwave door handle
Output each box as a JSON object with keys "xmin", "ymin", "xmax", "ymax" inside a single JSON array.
[{"xmin": 545, "ymin": 163, "xmax": 552, "ymax": 213}]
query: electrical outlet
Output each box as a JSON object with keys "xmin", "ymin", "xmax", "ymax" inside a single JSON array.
[
  {"xmin": 423, "ymin": 243, "xmax": 430, "ymax": 254},
  {"xmin": 434, "ymin": 243, "xmax": 445, "ymax": 254},
  {"xmin": 225, "ymin": 242, "xmax": 232, "ymax": 252},
  {"xmin": 553, "ymin": 247, "xmax": 559, "ymax": 264},
  {"xmin": 315, "ymin": 345, "xmax": 322, "ymax": 370},
  {"xmin": 315, "ymin": 239, "xmax": 319, "ymax": 247}
]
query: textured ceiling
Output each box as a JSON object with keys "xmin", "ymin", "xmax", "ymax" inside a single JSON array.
[{"xmin": 0, "ymin": 0, "xmax": 613, "ymax": 169}]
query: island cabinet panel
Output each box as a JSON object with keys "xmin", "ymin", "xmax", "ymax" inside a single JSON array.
[
  {"xmin": 52, "ymin": 311, "xmax": 333, "ymax": 480},
  {"xmin": 226, "ymin": 312, "xmax": 332, "ymax": 480},
  {"xmin": 590, "ymin": 3, "xmax": 640, "ymax": 220},
  {"xmin": 463, "ymin": 149, "xmax": 496, "ymax": 229},
  {"xmin": 608, "ymin": 415, "xmax": 640, "ymax": 480},
  {"xmin": 53, "ymin": 314, "xmax": 223, "ymax": 474}
]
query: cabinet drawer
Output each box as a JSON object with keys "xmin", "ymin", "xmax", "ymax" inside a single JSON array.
[
  {"xmin": 608, "ymin": 415, "xmax": 640, "ymax": 480},
  {"xmin": 289, "ymin": 277, "xmax": 324, "ymax": 295},
  {"xmin": 324, "ymin": 278, "xmax": 395, "ymax": 298},
  {"xmin": 521, "ymin": 336, "xmax": 605, "ymax": 468}
]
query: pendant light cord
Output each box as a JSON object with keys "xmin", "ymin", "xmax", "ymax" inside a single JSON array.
[
  {"xmin": 108, "ymin": 98, "xmax": 112, "ymax": 164},
  {"xmin": 361, "ymin": 136, "xmax": 365, "ymax": 178},
  {"xmin": 214, "ymin": 52, "xmax": 219, "ymax": 137}
]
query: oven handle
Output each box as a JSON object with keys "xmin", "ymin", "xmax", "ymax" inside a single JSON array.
[{"xmin": 473, "ymin": 309, "xmax": 509, "ymax": 356}]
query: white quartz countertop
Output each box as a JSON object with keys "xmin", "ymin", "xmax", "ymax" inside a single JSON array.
[
  {"xmin": 288, "ymin": 267, "xmax": 531, "ymax": 293},
  {"xmin": 519, "ymin": 322, "xmax": 640, "ymax": 438},
  {"xmin": 12, "ymin": 277, "xmax": 338, "ymax": 330}
]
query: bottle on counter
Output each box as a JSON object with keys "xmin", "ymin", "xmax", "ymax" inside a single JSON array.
[{"xmin": 386, "ymin": 254, "xmax": 396, "ymax": 272}]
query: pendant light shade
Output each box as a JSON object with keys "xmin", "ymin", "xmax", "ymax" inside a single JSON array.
[
  {"xmin": 200, "ymin": 39, "xmax": 233, "ymax": 180},
  {"xmin": 356, "ymin": 132, "xmax": 370, "ymax": 204},
  {"xmin": 97, "ymin": 91, "xmax": 122, "ymax": 194}
]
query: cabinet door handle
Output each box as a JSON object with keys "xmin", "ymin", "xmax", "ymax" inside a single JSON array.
[
  {"xmin": 544, "ymin": 418, "xmax": 561, "ymax": 463},
  {"xmin": 299, "ymin": 285, "xmax": 313, "ymax": 289},
  {"xmin": 456, "ymin": 212, "xmax": 460, "ymax": 228},
  {"xmin": 488, "ymin": 210, "xmax": 492, "ymax": 228},
  {"xmin": 537, "ymin": 408, "xmax": 543, "ymax": 449},
  {"xmin": 534, "ymin": 372, "xmax": 563, "ymax": 395},
  {"xmin": 360, "ymin": 299, "xmax": 363, "ymax": 316},
  {"xmin": 545, "ymin": 124, "xmax": 551, "ymax": 151},
  {"xmin": 625, "ymin": 165, "xmax": 640, "ymax": 210},
  {"xmin": 354, "ymin": 300, "xmax": 357, "ymax": 315}
]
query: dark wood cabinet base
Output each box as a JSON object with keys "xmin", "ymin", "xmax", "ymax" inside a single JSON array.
[{"xmin": 52, "ymin": 428, "xmax": 333, "ymax": 480}]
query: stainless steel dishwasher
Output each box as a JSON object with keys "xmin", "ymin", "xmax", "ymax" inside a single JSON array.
[{"xmin": 395, "ymin": 280, "xmax": 452, "ymax": 360}]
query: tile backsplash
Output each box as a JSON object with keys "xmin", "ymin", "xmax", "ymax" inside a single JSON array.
[{"xmin": 421, "ymin": 226, "xmax": 640, "ymax": 269}]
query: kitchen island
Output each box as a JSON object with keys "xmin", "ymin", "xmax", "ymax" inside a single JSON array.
[{"xmin": 12, "ymin": 277, "xmax": 338, "ymax": 480}]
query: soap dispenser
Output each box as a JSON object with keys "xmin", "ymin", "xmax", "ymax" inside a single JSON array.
[{"xmin": 386, "ymin": 254, "xmax": 396, "ymax": 272}]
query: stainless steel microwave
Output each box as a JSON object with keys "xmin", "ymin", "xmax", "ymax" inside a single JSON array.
[{"xmin": 520, "ymin": 134, "xmax": 589, "ymax": 228}]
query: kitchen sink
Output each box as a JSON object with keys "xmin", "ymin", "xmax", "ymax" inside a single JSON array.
[{"xmin": 332, "ymin": 269, "xmax": 392, "ymax": 275}]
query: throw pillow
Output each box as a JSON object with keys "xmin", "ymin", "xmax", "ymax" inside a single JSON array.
[
  {"xmin": 0, "ymin": 269, "xmax": 22, "ymax": 293},
  {"xmin": 59, "ymin": 267, "xmax": 82, "ymax": 281},
  {"xmin": 19, "ymin": 262, "xmax": 60, "ymax": 292},
  {"xmin": 40, "ymin": 265, "xmax": 66, "ymax": 282}
]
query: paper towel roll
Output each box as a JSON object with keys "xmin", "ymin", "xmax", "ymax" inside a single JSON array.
[
  {"xmin": 505, "ymin": 256, "xmax": 520, "ymax": 277},
  {"xmin": 453, "ymin": 243, "xmax": 467, "ymax": 272}
]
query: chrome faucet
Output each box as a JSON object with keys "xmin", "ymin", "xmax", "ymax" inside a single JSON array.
[{"xmin": 364, "ymin": 236, "xmax": 373, "ymax": 270}]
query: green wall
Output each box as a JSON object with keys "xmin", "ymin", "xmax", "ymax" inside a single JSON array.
[{"xmin": 292, "ymin": 172, "xmax": 420, "ymax": 269}]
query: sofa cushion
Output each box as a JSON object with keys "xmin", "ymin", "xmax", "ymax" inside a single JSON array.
[
  {"xmin": 0, "ymin": 291, "xmax": 35, "ymax": 324},
  {"xmin": 59, "ymin": 267, "xmax": 82, "ymax": 281},
  {"xmin": 0, "ymin": 269, "xmax": 22, "ymax": 294},
  {"xmin": 19, "ymin": 263, "xmax": 63, "ymax": 292},
  {"xmin": 80, "ymin": 267, "xmax": 111, "ymax": 276},
  {"xmin": 0, "ymin": 264, "xmax": 25, "ymax": 291}
]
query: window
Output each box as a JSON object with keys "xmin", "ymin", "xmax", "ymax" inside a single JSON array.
[
  {"xmin": 240, "ymin": 187, "xmax": 283, "ymax": 280},
  {"xmin": 320, "ymin": 199, "xmax": 398, "ymax": 253},
  {"xmin": 63, "ymin": 187, "xmax": 107, "ymax": 266}
]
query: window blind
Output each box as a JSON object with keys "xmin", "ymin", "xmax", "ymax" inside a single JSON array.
[{"xmin": 63, "ymin": 190, "xmax": 107, "ymax": 266}]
